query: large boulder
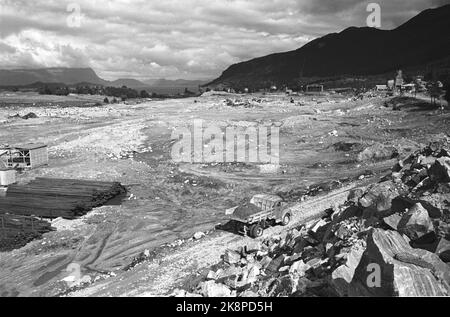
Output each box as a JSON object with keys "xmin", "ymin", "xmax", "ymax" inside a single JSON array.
[
  {"xmin": 347, "ymin": 188, "xmax": 365, "ymax": 204},
  {"xmin": 198, "ymin": 281, "xmax": 233, "ymax": 297},
  {"xmin": 331, "ymin": 244, "xmax": 366, "ymax": 296},
  {"xmin": 332, "ymin": 205, "xmax": 362, "ymax": 223},
  {"xmin": 292, "ymin": 237, "xmax": 309, "ymax": 254},
  {"xmin": 391, "ymin": 196, "xmax": 442, "ymax": 219},
  {"xmin": 357, "ymin": 143, "xmax": 398, "ymax": 162},
  {"xmin": 308, "ymin": 219, "xmax": 331, "ymax": 241},
  {"xmin": 269, "ymin": 275, "xmax": 295, "ymax": 296},
  {"xmin": 427, "ymin": 138, "xmax": 450, "ymax": 157},
  {"xmin": 436, "ymin": 238, "xmax": 450, "ymax": 263},
  {"xmin": 397, "ymin": 203, "xmax": 434, "ymax": 241},
  {"xmin": 416, "ymin": 198, "xmax": 444, "ymax": 219},
  {"xmin": 382, "ymin": 213, "xmax": 402, "ymax": 231},
  {"xmin": 239, "ymin": 264, "xmax": 261, "ymax": 285},
  {"xmin": 429, "ymin": 157, "xmax": 450, "ymax": 183},
  {"xmin": 437, "ymin": 183, "xmax": 450, "ymax": 194},
  {"xmin": 438, "ymin": 221, "xmax": 450, "ymax": 239},
  {"xmin": 223, "ymin": 249, "xmax": 241, "ymax": 264},
  {"xmin": 358, "ymin": 181, "xmax": 403, "ymax": 215},
  {"xmin": 265, "ymin": 255, "xmax": 286, "ymax": 273},
  {"xmin": 289, "ymin": 260, "xmax": 310, "ymax": 278},
  {"xmin": 347, "ymin": 229, "xmax": 450, "ymax": 297}
]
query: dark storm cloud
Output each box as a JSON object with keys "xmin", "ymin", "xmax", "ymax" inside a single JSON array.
[
  {"xmin": 431, "ymin": 0, "xmax": 450, "ymax": 6},
  {"xmin": 0, "ymin": 0, "xmax": 447, "ymax": 80},
  {"xmin": 298, "ymin": 0, "xmax": 364, "ymax": 14}
]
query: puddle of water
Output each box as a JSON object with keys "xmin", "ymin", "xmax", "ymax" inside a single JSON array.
[{"xmin": 33, "ymin": 259, "xmax": 70, "ymax": 287}]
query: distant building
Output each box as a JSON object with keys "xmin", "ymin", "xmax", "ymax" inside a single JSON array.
[
  {"xmin": 387, "ymin": 80, "xmax": 395, "ymax": 89},
  {"xmin": 306, "ymin": 84, "xmax": 324, "ymax": 93},
  {"xmin": 375, "ymin": 85, "xmax": 388, "ymax": 91},
  {"xmin": 401, "ymin": 83, "xmax": 415, "ymax": 92},
  {"xmin": 395, "ymin": 70, "xmax": 404, "ymax": 88}
]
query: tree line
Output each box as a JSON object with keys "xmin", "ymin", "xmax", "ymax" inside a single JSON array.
[{"xmin": 38, "ymin": 84, "xmax": 152, "ymax": 100}]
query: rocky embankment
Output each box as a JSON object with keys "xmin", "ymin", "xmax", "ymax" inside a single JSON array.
[{"xmin": 175, "ymin": 138, "xmax": 450, "ymax": 297}]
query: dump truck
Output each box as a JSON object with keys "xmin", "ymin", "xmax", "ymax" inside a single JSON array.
[{"xmin": 227, "ymin": 194, "xmax": 292, "ymax": 238}]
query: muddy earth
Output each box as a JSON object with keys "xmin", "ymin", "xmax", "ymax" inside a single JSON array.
[{"xmin": 0, "ymin": 92, "xmax": 448, "ymax": 296}]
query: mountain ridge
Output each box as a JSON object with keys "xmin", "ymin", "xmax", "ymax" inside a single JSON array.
[
  {"xmin": 0, "ymin": 67, "xmax": 208, "ymax": 90},
  {"xmin": 206, "ymin": 4, "xmax": 450, "ymax": 89},
  {"xmin": 0, "ymin": 67, "xmax": 107, "ymax": 86}
]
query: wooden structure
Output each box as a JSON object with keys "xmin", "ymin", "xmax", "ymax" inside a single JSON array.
[
  {"xmin": 0, "ymin": 144, "xmax": 48, "ymax": 169},
  {"xmin": 375, "ymin": 85, "xmax": 388, "ymax": 91},
  {"xmin": 0, "ymin": 178, "xmax": 126, "ymax": 219},
  {"xmin": 306, "ymin": 84, "xmax": 324, "ymax": 93}
]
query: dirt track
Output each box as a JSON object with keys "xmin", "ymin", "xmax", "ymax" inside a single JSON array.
[{"xmin": 68, "ymin": 184, "xmax": 358, "ymax": 297}]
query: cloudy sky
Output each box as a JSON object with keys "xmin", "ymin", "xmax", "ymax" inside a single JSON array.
[{"xmin": 0, "ymin": 0, "xmax": 448, "ymax": 80}]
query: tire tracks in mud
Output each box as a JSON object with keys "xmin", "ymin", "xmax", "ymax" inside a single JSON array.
[
  {"xmin": 68, "ymin": 183, "xmax": 361, "ymax": 297},
  {"xmin": 83, "ymin": 230, "xmax": 114, "ymax": 271}
]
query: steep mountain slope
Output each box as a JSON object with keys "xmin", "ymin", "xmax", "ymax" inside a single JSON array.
[{"xmin": 207, "ymin": 4, "xmax": 450, "ymax": 89}]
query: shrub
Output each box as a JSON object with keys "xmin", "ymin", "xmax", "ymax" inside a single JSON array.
[{"xmin": 444, "ymin": 83, "xmax": 450, "ymax": 104}]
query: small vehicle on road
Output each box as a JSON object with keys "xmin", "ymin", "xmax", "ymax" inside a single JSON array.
[{"xmin": 227, "ymin": 194, "xmax": 292, "ymax": 238}]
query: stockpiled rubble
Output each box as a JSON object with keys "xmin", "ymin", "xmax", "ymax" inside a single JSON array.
[
  {"xmin": 224, "ymin": 98, "xmax": 262, "ymax": 109},
  {"xmin": 179, "ymin": 139, "xmax": 450, "ymax": 297}
]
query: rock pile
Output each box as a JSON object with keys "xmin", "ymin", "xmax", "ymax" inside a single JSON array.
[
  {"xmin": 182, "ymin": 139, "xmax": 450, "ymax": 297},
  {"xmin": 357, "ymin": 142, "xmax": 399, "ymax": 162},
  {"xmin": 224, "ymin": 99, "xmax": 262, "ymax": 109},
  {"xmin": 8, "ymin": 112, "xmax": 38, "ymax": 120}
]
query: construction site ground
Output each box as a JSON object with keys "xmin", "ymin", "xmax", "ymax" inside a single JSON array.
[{"xmin": 0, "ymin": 91, "xmax": 449, "ymax": 296}]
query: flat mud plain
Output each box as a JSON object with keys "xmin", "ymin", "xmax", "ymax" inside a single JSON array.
[{"xmin": 0, "ymin": 91, "xmax": 449, "ymax": 296}]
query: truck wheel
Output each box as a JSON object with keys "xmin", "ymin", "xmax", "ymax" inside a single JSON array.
[
  {"xmin": 250, "ymin": 224, "xmax": 263, "ymax": 238},
  {"xmin": 281, "ymin": 213, "xmax": 291, "ymax": 226}
]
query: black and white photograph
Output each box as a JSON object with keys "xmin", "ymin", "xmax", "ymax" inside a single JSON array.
[{"xmin": 0, "ymin": 0, "xmax": 449, "ymax": 301}]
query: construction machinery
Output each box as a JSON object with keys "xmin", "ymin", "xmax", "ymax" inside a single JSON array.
[{"xmin": 228, "ymin": 194, "xmax": 292, "ymax": 238}]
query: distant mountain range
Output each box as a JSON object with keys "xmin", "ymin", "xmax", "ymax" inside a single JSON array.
[
  {"xmin": 0, "ymin": 68, "xmax": 106, "ymax": 86},
  {"xmin": 207, "ymin": 4, "xmax": 450, "ymax": 89},
  {"xmin": 0, "ymin": 67, "xmax": 209, "ymax": 93},
  {"xmin": 145, "ymin": 78, "xmax": 208, "ymax": 88},
  {"xmin": 143, "ymin": 78, "xmax": 209, "ymax": 94},
  {"xmin": 110, "ymin": 78, "xmax": 148, "ymax": 88}
]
